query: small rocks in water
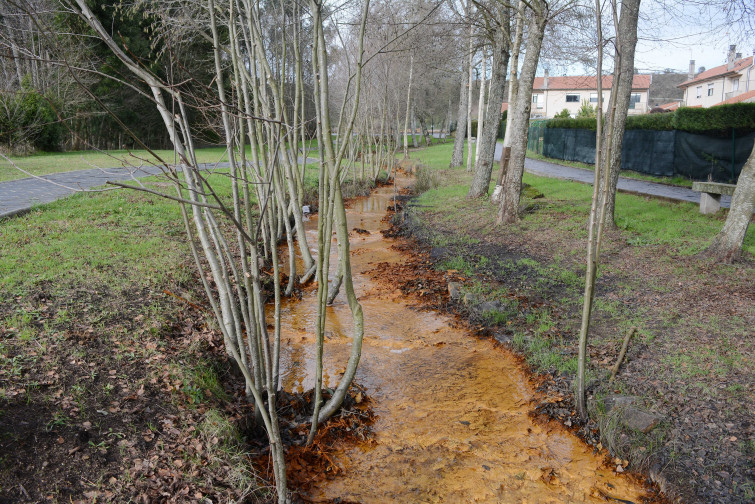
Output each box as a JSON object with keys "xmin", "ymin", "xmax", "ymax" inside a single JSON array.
[
  {"xmin": 353, "ymin": 227, "xmax": 370, "ymax": 235},
  {"xmin": 616, "ymin": 464, "xmax": 624, "ymax": 473}
]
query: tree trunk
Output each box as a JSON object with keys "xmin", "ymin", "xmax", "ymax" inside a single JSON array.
[
  {"xmin": 600, "ymin": 0, "xmax": 641, "ymax": 228},
  {"xmin": 403, "ymin": 55, "xmax": 413, "ymax": 158},
  {"xmin": 474, "ymin": 49, "xmax": 487, "ymax": 165},
  {"xmin": 492, "ymin": 0, "xmax": 524, "ymax": 204},
  {"xmin": 497, "ymin": 7, "xmax": 546, "ymax": 222},
  {"xmin": 706, "ymin": 148, "xmax": 755, "ymax": 262},
  {"xmin": 467, "ymin": 9, "xmax": 510, "ymax": 198},
  {"xmin": 450, "ymin": 1, "xmax": 472, "ymax": 167}
]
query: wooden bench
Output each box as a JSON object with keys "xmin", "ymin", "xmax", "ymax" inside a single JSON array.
[{"xmin": 691, "ymin": 181, "xmax": 736, "ymax": 214}]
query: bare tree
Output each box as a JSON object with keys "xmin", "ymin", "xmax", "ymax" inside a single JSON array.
[
  {"xmin": 467, "ymin": 1, "xmax": 510, "ymax": 198},
  {"xmin": 705, "ymin": 153, "xmax": 755, "ymax": 262}
]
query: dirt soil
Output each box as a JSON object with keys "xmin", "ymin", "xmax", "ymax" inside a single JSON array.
[
  {"xmin": 382, "ymin": 194, "xmax": 754, "ymax": 504},
  {"xmin": 0, "ymin": 272, "xmax": 374, "ymax": 504}
]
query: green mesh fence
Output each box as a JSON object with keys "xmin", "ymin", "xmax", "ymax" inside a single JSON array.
[{"xmin": 536, "ymin": 127, "xmax": 754, "ymax": 183}]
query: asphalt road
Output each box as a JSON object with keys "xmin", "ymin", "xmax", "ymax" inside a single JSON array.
[{"xmin": 0, "ymin": 152, "xmax": 729, "ymax": 220}]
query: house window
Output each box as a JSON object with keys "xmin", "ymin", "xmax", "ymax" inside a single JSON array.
[
  {"xmin": 566, "ymin": 94, "xmax": 580, "ymax": 103},
  {"xmin": 532, "ymin": 94, "xmax": 543, "ymax": 108},
  {"xmin": 707, "ymin": 83, "xmax": 714, "ymax": 96},
  {"xmin": 696, "ymin": 86, "xmax": 702, "ymax": 98},
  {"xmin": 732, "ymin": 79, "xmax": 739, "ymax": 91},
  {"xmin": 627, "ymin": 93, "xmax": 641, "ymax": 109},
  {"xmin": 590, "ymin": 93, "xmax": 599, "ymax": 103}
]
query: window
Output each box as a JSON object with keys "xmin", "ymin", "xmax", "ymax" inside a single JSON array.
[
  {"xmin": 707, "ymin": 83, "xmax": 714, "ymax": 96},
  {"xmin": 566, "ymin": 94, "xmax": 580, "ymax": 103},
  {"xmin": 732, "ymin": 78, "xmax": 740, "ymax": 91},
  {"xmin": 532, "ymin": 94, "xmax": 543, "ymax": 108},
  {"xmin": 696, "ymin": 86, "xmax": 702, "ymax": 98},
  {"xmin": 590, "ymin": 93, "xmax": 599, "ymax": 103},
  {"xmin": 628, "ymin": 93, "xmax": 641, "ymax": 109}
]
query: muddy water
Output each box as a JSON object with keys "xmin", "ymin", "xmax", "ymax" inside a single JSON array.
[{"xmin": 277, "ymin": 180, "xmax": 654, "ymax": 503}]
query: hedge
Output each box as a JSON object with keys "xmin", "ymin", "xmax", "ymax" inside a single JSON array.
[
  {"xmin": 673, "ymin": 103, "xmax": 755, "ymax": 135},
  {"xmin": 542, "ymin": 102, "xmax": 755, "ymax": 135}
]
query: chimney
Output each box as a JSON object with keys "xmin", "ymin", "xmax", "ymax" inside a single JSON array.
[
  {"xmin": 544, "ymin": 68, "xmax": 549, "ymax": 89},
  {"xmin": 688, "ymin": 60, "xmax": 695, "ymax": 80},
  {"xmin": 727, "ymin": 45, "xmax": 736, "ymax": 70}
]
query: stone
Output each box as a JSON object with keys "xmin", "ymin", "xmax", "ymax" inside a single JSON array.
[
  {"xmin": 447, "ymin": 282, "xmax": 462, "ymax": 300},
  {"xmin": 699, "ymin": 192, "xmax": 721, "ymax": 214},
  {"xmin": 619, "ymin": 407, "xmax": 663, "ymax": 433},
  {"xmin": 479, "ymin": 301, "xmax": 502, "ymax": 313},
  {"xmin": 463, "ymin": 292, "xmax": 479, "ymax": 305},
  {"xmin": 603, "ymin": 395, "xmax": 639, "ymax": 413}
]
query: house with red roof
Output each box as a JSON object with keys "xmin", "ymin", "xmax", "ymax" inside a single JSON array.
[
  {"xmin": 677, "ymin": 46, "xmax": 755, "ymax": 107},
  {"xmin": 519, "ymin": 71, "xmax": 651, "ymax": 119}
]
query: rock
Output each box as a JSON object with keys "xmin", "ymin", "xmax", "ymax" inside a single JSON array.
[
  {"xmin": 463, "ymin": 292, "xmax": 479, "ymax": 305},
  {"xmin": 479, "ymin": 301, "xmax": 503, "ymax": 313},
  {"xmin": 447, "ymin": 282, "xmax": 462, "ymax": 300},
  {"xmin": 620, "ymin": 407, "xmax": 663, "ymax": 433},
  {"xmin": 430, "ymin": 247, "xmax": 447, "ymax": 260},
  {"xmin": 521, "ymin": 184, "xmax": 544, "ymax": 199},
  {"xmin": 603, "ymin": 395, "xmax": 639, "ymax": 412},
  {"xmin": 494, "ymin": 332, "xmax": 511, "ymax": 344}
]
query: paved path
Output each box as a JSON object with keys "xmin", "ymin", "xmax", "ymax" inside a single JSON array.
[
  {"xmin": 0, "ymin": 159, "xmax": 316, "ymax": 219},
  {"xmin": 0, "ymin": 152, "xmax": 729, "ymax": 220},
  {"xmin": 493, "ymin": 144, "xmax": 733, "ymax": 208}
]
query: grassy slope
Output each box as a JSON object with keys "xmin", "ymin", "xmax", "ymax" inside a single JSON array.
[
  {"xmin": 0, "ymin": 174, "xmax": 274, "ymax": 502},
  {"xmin": 410, "ymin": 143, "xmax": 754, "ymax": 256}
]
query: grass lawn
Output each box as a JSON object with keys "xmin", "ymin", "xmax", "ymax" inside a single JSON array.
[
  {"xmin": 401, "ymin": 142, "xmax": 755, "ymax": 504},
  {"xmin": 0, "ymin": 171, "xmax": 274, "ymax": 502},
  {"xmin": 524, "ymin": 150, "xmax": 695, "ymax": 188},
  {"xmin": 0, "ymin": 138, "xmax": 321, "ymax": 183}
]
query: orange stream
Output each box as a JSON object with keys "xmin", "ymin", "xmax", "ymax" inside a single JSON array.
[{"xmin": 277, "ymin": 178, "xmax": 654, "ymax": 503}]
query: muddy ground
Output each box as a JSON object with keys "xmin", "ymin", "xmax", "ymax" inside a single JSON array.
[{"xmin": 383, "ymin": 185, "xmax": 754, "ymax": 504}]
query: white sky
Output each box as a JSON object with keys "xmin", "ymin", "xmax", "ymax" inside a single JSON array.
[{"xmin": 634, "ymin": 0, "xmax": 753, "ymax": 74}]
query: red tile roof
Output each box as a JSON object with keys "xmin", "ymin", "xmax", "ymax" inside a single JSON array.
[
  {"xmin": 678, "ymin": 56, "xmax": 753, "ymax": 88},
  {"xmin": 500, "ymin": 102, "xmax": 509, "ymax": 113},
  {"xmin": 656, "ymin": 101, "xmax": 681, "ymax": 111},
  {"xmin": 714, "ymin": 89, "xmax": 755, "ymax": 106},
  {"xmin": 532, "ymin": 74, "xmax": 651, "ymax": 91}
]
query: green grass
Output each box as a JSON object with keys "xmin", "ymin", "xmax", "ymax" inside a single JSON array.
[
  {"xmin": 525, "ymin": 149, "xmax": 694, "ymax": 188},
  {"xmin": 0, "ymin": 140, "xmax": 321, "ymax": 183},
  {"xmin": 0, "ymin": 171, "xmax": 242, "ymax": 294}
]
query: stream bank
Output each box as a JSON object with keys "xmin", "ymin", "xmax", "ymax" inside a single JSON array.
[
  {"xmin": 276, "ymin": 170, "xmax": 662, "ymax": 503},
  {"xmin": 386, "ymin": 151, "xmax": 754, "ymax": 504}
]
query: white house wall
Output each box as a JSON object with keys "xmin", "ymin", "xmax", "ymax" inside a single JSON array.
[{"xmin": 532, "ymin": 89, "xmax": 648, "ymax": 118}]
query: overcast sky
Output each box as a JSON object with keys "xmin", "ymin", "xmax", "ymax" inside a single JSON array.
[{"xmin": 634, "ymin": 0, "xmax": 753, "ymax": 74}]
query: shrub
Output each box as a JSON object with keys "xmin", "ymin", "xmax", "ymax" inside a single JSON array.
[
  {"xmin": 625, "ymin": 112, "xmax": 675, "ymax": 130},
  {"xmin": 674, "ymin": 103, "xmax": 755, "ymax": 135},
  {"xmin": 0, "ymin": 82, "xmax": 63, "ymax": 153}
]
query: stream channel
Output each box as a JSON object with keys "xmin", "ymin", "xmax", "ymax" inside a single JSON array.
[{"xmin": 277, "ymin": 176, "xmax": 657, "ymax": 503}]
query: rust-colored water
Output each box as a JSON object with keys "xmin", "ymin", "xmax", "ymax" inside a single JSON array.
[{"xmin": 277, "ymin": 179, "xmax": 655, "ymax": 503}]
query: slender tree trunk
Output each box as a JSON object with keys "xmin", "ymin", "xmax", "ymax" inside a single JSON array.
[
  {"xmin": 465, "ymin": 36, "xmax": 475, "ymax": 172},
  {"xmin": 706, "ymin": 149, "xmax": 755, "ymax": 262},
  {"xmin": 492, "ymin": 0, "xmax": 524, "ymax": 204},
  {"xmin": 600, "ymin": 0, "xmax": 641, "ymax": 228},
  {"xmin": 474, "ymin": 49, "xmax": 487, "ymax": 165},
  {"xmin": 450, "ymin": 1, "xmax": 472, "ymax": 167},
  {"xmin": 403, "ymin": 55, "xmax": 414, "ymax": 158},
  {"xmin": 497, "ymin": 8, "xmax": 546, "ymax": 219},
  {"xmin": 467, "ymin": 8, "xmax": 511, "ymax": 198}
]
